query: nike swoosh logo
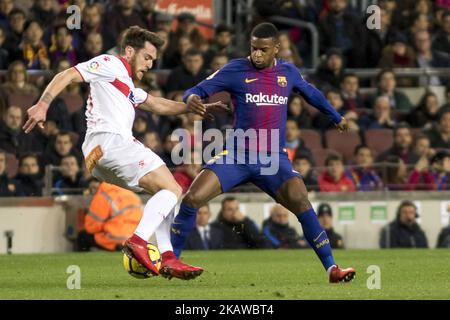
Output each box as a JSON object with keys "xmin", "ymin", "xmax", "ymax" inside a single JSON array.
[
  {"xmin": 245, "ymin": 78, "xmax": 258, "ymax": 83},
  {"xmin": 313, "ymin": 231, "xmax": 326, "ymax": 243}
]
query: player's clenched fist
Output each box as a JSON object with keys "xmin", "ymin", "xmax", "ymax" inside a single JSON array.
[{"xmin": 335, "ymin": 117, "xmax": 349, "ymax": 133}]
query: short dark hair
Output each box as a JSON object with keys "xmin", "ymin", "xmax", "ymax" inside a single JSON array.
[
  {"xmin": 24, "ymin": 19, "xmax": 42, "ymax": 32},
  {"xmin": 7, "ymin": 60, "xmax": 27, "ymax": 81},
  {"xmin": 56, "ymin": 131, "xmax": 71, "ymax": 139},
  {"xmin": 8, "ymin": 8, "xmax": 26, "ymax": 19},
  {"xmin": 353, "ymin": 144, "xmax": 371, "ymax": 156},
  {"xmin": 251, "ymin": 22, "xmax": 279, "ymax": 40},
  {"xmin": 294, "ymin": 152, "xmax": 312, "ymax": 163},
  {"xmin": 221, "ymin": 196, "xmax": 237, "ymax": 207},
  {"xmin": 414, "ymin": 133, "xmax": 430, "ymax": 144},
  {"xmin": 212, "ymin": 52, "xmax": 228, "ymax": 60},
  {"xmin": 54, "ymin": 23, "xmax": 72, "ymax": 36},
  {"xmin": 376, "ymin": 69, "xmax": 395, "ymax": 83},
  {"xmin": 325, "ymin": 154, "xmax": 343, "ymax": 166},
  {"xmin": 61, "ymin": 154, "xmax": 78, "ymax": 162},
  {"xmin": 184, "ymin": 48, "xmax": 202, "ymax": 58},
  {"xmin": 397, "ymin": 200, "xmax": 418, "ymax": 218},
  {"xmin": 438, "ymin": 107, "xmax": 450, "ymax": 122},
  {"xmin": 216, "ymin": 24, "xmax": 234, "ymax": 35},
  {"xmin": 120, "ymin": 26, "xmax": 164, "ymax": 54},
  {"xmin": 394, "ymin": 122, "xmax": 411, "ymax": 136},
  {"xmin": 342, "ymin": 73, "xmax": 358, "ymax": 82},
  {"xmin": 325, "ymin": 88, "xmax": 341, "ymax": 97},
  {"xmin": 18, "ymin": 153, "xmax": 39, "ymax": 167}
]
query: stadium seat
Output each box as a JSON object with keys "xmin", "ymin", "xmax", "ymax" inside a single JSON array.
[
  {"xmin": 311, "ymin": 148, "xmax": 341, "ymax": 168},
  {"xmin": 60, "ymin": 93, "xmax": 84, "ymax": 114},
  {"xmin": 428, "ymin": 86, "xmax": 447, "ymax": 106},
  {"xmin": 8, "ymin": 93, "xmax": 39, "ymax": 112},
  {"xmin": 5, "ymin": 153, "xmax": 18, "ymax": 178},
  {"xmin": 324, "ymin": 130, "xmax": 361, "ymax": 163},
  {"xmin": 400, "ymin": 87, "xmax": 425, "ymax": 107},
  {"xmin": 364, "ymin": 129, "xmax": 394, "ymax": 155},
  {"xmin": 300, "ymin": 129, "xmax": 322, "ymax": 150}
]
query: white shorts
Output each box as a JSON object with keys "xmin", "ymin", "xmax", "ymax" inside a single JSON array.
[{"xmin": 82, "ymin": 132, "xmax": 165, "ymax": 192}]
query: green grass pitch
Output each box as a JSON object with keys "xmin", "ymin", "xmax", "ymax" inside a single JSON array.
[{"xmin": 0, "ymin": 249, "xmax": 449, "ymax": 300}]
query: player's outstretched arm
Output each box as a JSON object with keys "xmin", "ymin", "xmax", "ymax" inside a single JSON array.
[
  {"xmin": 23, "ymin": 68, "xmax": 83, "ymax": 133},
  {"xmin": 139, "ymin": 94, "xmax": 227, "ymax": 119},
  {"xmin": 292, "ymin": 68, "xmax": 348, "ymax": 133},
  {"xmin": 138, "ymin": 95, "xmax": 204, "ymax": 116}
]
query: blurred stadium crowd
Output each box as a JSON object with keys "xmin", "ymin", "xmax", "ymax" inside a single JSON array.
[{"xmin": 0, "ymin": 0, "xmax": 450, "ymax": 197}]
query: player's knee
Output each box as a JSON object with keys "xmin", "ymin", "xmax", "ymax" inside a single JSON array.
[
  {"xmin": 288, "ymin": 188, "xmax": 308, "ymax": 204},
  {"xmin": 182, "ymin": 190, "xmax": 204, "ymax": 209},
  {"xmin": 167, "ymin": 183, "xmax": 183, "ymax": 199},
  {"xmin": 285, "ymin": 189, "xmax": 310, "ymax": 212}
]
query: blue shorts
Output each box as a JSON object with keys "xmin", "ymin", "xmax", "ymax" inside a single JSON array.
[{"xmin": 204, "ymin": 150, "xmax": 300, "ymax": 198}]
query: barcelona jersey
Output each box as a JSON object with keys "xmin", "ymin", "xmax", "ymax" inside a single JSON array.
[
  {"xmin": 183, "ymin": 58, "xmax": 342, "ymax": 196},
  {"xmin": 184, "ymin": 58, "xmax": 342, "ymax": 152}
]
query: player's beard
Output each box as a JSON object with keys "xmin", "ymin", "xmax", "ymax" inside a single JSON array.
[{"xmin": 129, "ymin": 54, "xmax": 141, "ymax": 80}]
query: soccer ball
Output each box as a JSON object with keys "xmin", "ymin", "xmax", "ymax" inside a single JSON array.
[{"xmin": 122, "ymin": 243, "xmax": 162, "ymax": 279}]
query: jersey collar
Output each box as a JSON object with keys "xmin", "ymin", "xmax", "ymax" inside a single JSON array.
[{"xmin": 116, "ymin": 55, "xmax": 132, "ymax": 77}]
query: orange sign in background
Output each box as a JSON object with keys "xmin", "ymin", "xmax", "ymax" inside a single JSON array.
[{"xmin": 155, "ymin": 0, "xmax": 215, "ymax": 39}]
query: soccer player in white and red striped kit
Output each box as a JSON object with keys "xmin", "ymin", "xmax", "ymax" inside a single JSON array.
[{"xmin": 23, "ymin": 26, "xmax": 223, "ymax": 280}]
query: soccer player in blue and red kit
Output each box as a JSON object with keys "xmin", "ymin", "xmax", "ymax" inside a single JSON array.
[{"xmin": 169, "ymin": 23, "xmax": 355, "ymax": 283}]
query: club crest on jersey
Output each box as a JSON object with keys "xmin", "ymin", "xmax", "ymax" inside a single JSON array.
[
  {"xmin": 277, "ymin": 76, "xmax": 287, "ymax": 87},
  {"xmin": 88, "ymin": 61, "xmax": 100, "ymax": 72}
]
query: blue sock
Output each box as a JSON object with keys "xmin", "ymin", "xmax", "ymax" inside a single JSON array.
[
  {"xmin": 295, "ymin": 208, "xmax": 335, "ymax": 271},
  {"xmin": 171, "ymin": 203, "xmax": 198, "ymax": 258}
]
